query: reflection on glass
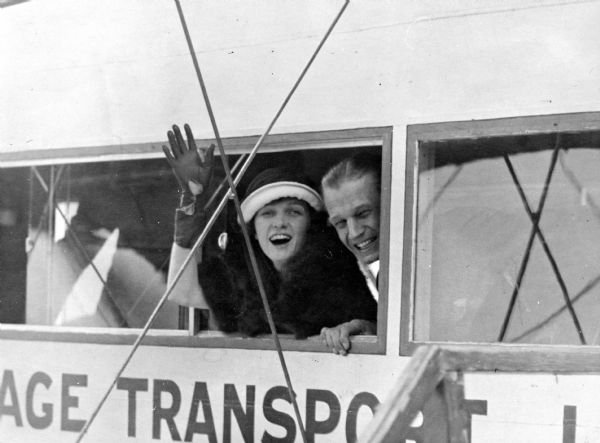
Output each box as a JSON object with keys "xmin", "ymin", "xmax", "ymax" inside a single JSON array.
[
  {"xmin": 414, "ymin": 132, "xmax": 600, "ymax": 344},
  {"xmin": 8, "ymin": 160, "xmax": 182, "ymax": 329}
]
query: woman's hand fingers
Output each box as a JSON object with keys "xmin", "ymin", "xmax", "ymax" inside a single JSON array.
[
  {"xmin": 184, "ymin": 123, "xmax": 197, "ymax": 154},
  {"xmin": 167, "ymin": 129, "xmax": 180, "ymax": 158},
  {"xmin": 163, "ymin": 124, "xmax": 215, "ymax": 194},
  {"xmin": 162, "ymin": 145, "xmax": 175, "ymax": 163},
  {"xmin": 173, "ymin": 124, "xmax": 188, "ymax": 154}
]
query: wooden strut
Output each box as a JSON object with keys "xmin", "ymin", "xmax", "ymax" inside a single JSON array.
[
  {"xmin": 358, "ymin": 346, "xmax": 473, "ymax": 443},
  {"xmin": 361, "ymin": 343, "xmax": 600, "ymax": 443},
  {"xmin": 75, "ymin": 1, "xmax": 350, "ymax": 442}
]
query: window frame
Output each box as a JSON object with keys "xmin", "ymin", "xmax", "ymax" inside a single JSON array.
[
  {"xmin": 0, "ymin": 126, "xmax": 392, "ymax": 355},
  {"xmin": 400, "ymin": 111, "xmax": 600, "ymax": 363}
]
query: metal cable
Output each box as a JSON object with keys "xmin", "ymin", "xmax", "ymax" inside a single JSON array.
[
  {"xmin": 501, "ymin": 153, "xmax": 586, "ymax": 344},
  {"xmin": 172, "ymin": 0, "xmax": 311, "ymax": 439},
  {"xmin": 497, "ymin": 142, "xmax": 559, "ymax": 341},
  {"xmin": 31, "ymin": 165, "xmax": 128, "ymax": 327},
  {"xmin": 419, "ymin": 164, "xmax": 463, "ymax": 225},
  {"xmin": 202, "ymin": 154, "xmax": 245, "ymax": 211},
  {"xmin": 54, "ymin": 204, "xmax": 129, "ymax": 327},
  {"xmin": 75, "ymin": 1, "xmax": 349, "ymax": 440},
  {"xmin": 497, "ymin": 135, "xmax": 585, "ymax": 342},
  {"xmin": 510, "ymin": 274, "xmax": 600, "ymax": 343}
]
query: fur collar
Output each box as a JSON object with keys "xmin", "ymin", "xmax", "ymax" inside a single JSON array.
[{"xmin": 199, "ymin": 227, "xmax": 377, "ymax": 338}]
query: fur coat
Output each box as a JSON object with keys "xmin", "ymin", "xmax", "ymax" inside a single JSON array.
[{"xmin": 197, "ymin": 227, "xmax": 377, "ymax": 338}]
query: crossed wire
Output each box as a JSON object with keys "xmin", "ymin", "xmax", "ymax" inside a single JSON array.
[
  {"xmin": 29, "ymin": 165, "xmax": 129, "ymax": 327},
  {"xmin": 497, "ymin": 136, "xmax": 586, "ymax": 344},
  {"xmin": 27, "ymin": 154, "xmax": 247, "ymax": 327},
  {"xmin": 75, "ymin": 1, "xmax": 349, "ymax": 441},
  {"xmin": 124, "ymin": 156, "xmax": 246, "ymax": 320},
  {"xmin": 508, "ymin": 149, "xmax": 600, "ymax": 343},
  {"xmin": 419, "ymin": 141, "xmax": 595, "ymax": 344}
]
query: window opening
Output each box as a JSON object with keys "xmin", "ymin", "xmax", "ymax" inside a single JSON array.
[
  {"xmin": 1, "ymin": 139, "xmax": 385, "ymax": 335},
  {"xmin": 408, "ymin": 122, "xmax": 600, "ymax": 347},
  {"xmin": 24, "ymin": 160, "xmax": 179, "ymax": 328}
]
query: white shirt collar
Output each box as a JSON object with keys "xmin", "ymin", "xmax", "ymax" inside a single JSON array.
[
  {"xmin": 359, "ymin": 259, "xmax": 379, "ymax": 302},
  {"xmin": 368, "ymin": 260, "xmax": 380, "ymax": 279}
]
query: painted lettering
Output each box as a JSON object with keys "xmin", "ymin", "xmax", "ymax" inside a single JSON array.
[
  {"xmin": 262, "ymin": 385, "xmax": 296, "ymax": 443},
  {"xmin": 61, "ymin": 373, "xmax": 86, "ymax": 432},
  {"xmin": 184, "ymin": 382, "xmax": 216, "ymax": 442},
  {"xmin": 0, "ymin": 369, "xmax": 23, "ymax": 426},
  {"xmin": 1, "ymin": 369, "xmax": 509, "ymax": 441},
  {"xmin": 26, "ymin": 371, "xmax": 52, "ymax": 429},
  {"xmin": 223, "ymin": 383, "xmax": 254, "ymax": 443},
  {"xmin": 345, "ymin": 392, "xmax": 379, "ymax": 443},
  {"xmin": 153, "ymin": 379, "xmax": 182, "ymax": 441},
  {"xmin": 305, "ymin": 389, "xmax": 340, "ymax": 442},
  {"xmin": 116, "ymin": 377, "xmax": 148, "ymax": 437}
]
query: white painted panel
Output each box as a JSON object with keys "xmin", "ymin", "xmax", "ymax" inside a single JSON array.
[
  {"xmin": 0, "ymin": 340, "xmax": 407, "ymax": 442},
  {"xmin": 1, "ymin": 1, "xmax": 599, "ymax": 155}
]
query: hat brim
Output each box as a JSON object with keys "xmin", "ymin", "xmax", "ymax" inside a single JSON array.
[{"xmin": 240, "ymin": 181, "xmax": 323, "ymax": 223}]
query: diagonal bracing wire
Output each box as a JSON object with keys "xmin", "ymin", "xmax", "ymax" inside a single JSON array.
[
  {"xmin": 502, "ymin": 153, "xmax": 586, "ymax": 344},
  {"xmin": 497, "ymin": 135, "xmax": 586, "ymax": 344},
  {"xmin": 509, "ymin": 274, "xmax": 600, "ymax": 343},
  {"xmin": 31, "ymin": 166, "xmax": 129, "ymax": 327},
  {"xmin": 419, "ymin": 164, "xmax": 463, "ymax": 225},
  {"xmin": 28, "ymin": 147, "xmax": 242, "ymax": 325},
  {"xmin": 497, "ymin": 140, "xmax": 559, "ymax": 341},
  {"xmin": 124, "ymin": 156, "xmax": 245, "ymax": 319},
  {"xmin": 75, "ymin": 1, "xmax": 349, "ymax": 441},
  {"xmin": 202, "ymin": 153, "xmax": 246, "ymax": 211},
  {"xmin": 172, "ymin": 0, "xmax": 323, "ymax": 440},
  {"xmin": 497, "ymin": 138, "xmax": 560, "ymax": 341}
]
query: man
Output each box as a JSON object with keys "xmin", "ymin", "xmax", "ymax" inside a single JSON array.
[{"xmin": 319, "ymin": 152, "xmax": 382, "ymax": 355}]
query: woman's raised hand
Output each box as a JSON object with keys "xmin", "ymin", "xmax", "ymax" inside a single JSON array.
[{"xmin": 163, "ymin": 124, "xmax": 215, "ymax": 195}]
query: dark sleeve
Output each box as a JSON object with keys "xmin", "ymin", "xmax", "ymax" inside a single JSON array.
[
  {"xmin": 197, "ymin": 255, "xmax": 241, "ymax": 332},
  {"xmin": 275, "ymin": 236, "xmax": 377, "ymax": 338},
  {"xmin": 198, "ymin": 237, "xmax": 272, "ymax": 336}
]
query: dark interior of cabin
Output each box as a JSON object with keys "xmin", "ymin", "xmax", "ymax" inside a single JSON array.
[{"xmin": 0, "ymin": 145, "xmax": 379, "ymax": 327}]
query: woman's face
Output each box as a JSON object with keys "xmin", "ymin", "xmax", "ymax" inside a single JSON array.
[{"xmin": 253, "ymin": 198, "xmax": 311, "ymax": 271}]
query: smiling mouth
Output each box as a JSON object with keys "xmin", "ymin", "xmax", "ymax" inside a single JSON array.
[
  {"xmin": 355, "ymin": 238, "xmax": 376, "ymax": 251},
  {"xmin": 269, "ymin": 233, "xmax": 292, "ymax": 245}
]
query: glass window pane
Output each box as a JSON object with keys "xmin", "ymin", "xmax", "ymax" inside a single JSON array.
[
  {"xmin": 413, "ymin": 131, "xmax": 600, "ymax": 344},
  {"xmin": 1, "ymin": 159, "xmax": 182, "ymax": 329}
]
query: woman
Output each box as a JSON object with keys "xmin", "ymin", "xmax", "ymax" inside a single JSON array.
[{"xmin": 163, "ymin": 124, "xmax": 376, "ymax": 339}]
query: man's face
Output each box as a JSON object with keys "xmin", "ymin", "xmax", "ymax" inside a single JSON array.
[{"xmin": 323, "ymin": 173, "xmax": 380, "ymax": 264}]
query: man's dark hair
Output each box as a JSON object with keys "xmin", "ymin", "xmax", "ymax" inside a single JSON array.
[{"xmin": 321, "ymin": 151, "xmax": 382, "ymax": 193}]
